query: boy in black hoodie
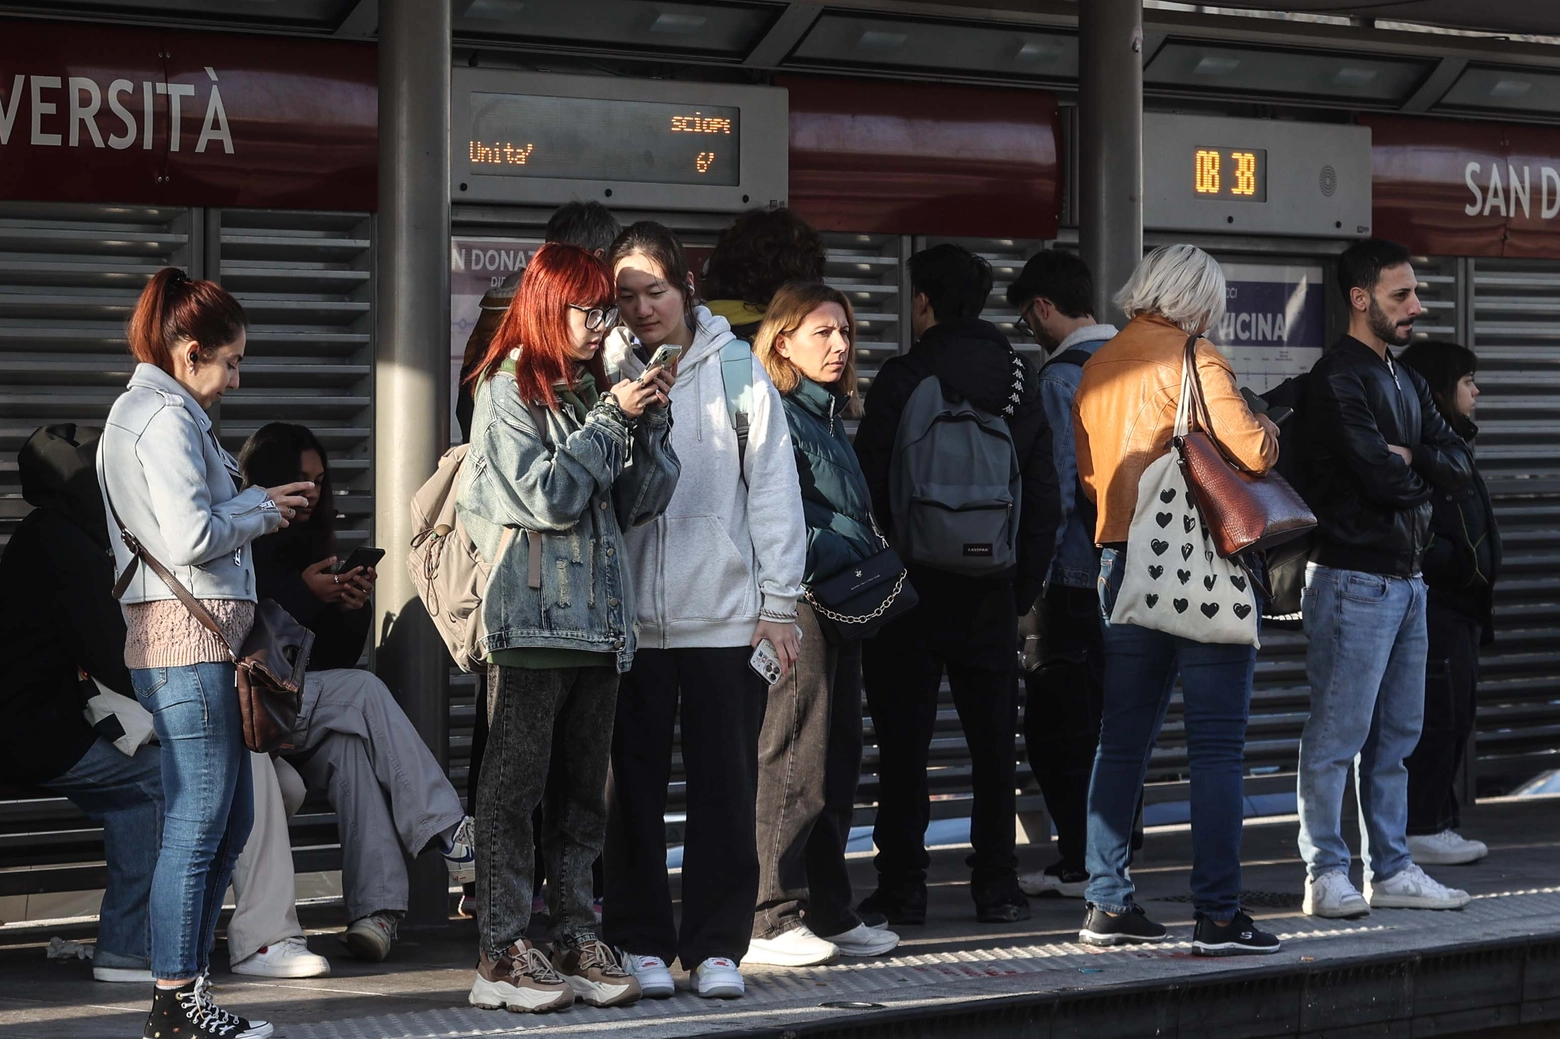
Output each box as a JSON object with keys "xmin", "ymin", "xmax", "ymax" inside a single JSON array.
[
  {"xmin": 0, "ymin": 424, "xmax": 162, "ymax": 982},
  {"xmin": 853, "ymin": 244, "xmax": 1060, "ymax": 924}
]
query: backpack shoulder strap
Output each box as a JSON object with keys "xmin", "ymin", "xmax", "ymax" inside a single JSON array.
[
  {"xmin": 720, "ymin": 338, "xmax": 755, "ymax": 470},
  {"xmin": 1045, "ymin": 347, "xmax": 1093, "ymax": 370}
]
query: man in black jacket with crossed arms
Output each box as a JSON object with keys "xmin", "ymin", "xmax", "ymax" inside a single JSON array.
[{"xmin": 1297, "ymin": 238, "xmax": 1475, "ymax": 919}]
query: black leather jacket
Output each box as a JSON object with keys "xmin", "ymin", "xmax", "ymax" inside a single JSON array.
[{"xmin": 1303, "ymin": 336, "xmax": 1473, "ymax": 577}]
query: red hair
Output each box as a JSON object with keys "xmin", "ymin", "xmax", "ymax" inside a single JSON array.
[
  {"xmin": 465, "ymin": 243, "xmax": 612, "ymax": 409},
  {"xmin": 127, "ymin": 267, "xmax": 247, "ymax": 373}
]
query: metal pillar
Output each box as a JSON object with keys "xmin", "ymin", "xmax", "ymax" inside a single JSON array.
[
  {"xmin": 374, "ymin": 0, "xmax": 452, "ymax": 929},
  {"xmin": 1079, "ymin": 0, "xmax": 1144, "ymax": 325}
]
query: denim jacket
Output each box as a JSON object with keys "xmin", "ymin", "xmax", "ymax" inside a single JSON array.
[
  {"xmin": 1042, "ymin": 325, "xmax": 1116, "ymax": 588},
  {"xmin": 457, "ymin": 364, "xmax": 679, "ymax": 672},
  {"xmin": 97, "ymin": 363, "xmax": 281, "ymax": 604}
]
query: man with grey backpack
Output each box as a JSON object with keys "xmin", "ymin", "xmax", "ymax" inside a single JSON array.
[{"xmin": 853, "ymin": 244, "xmax": 1061, "ymax": 925}]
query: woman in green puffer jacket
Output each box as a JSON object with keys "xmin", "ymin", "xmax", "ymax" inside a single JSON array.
[{"xmin": 746, "ymin": 282, "xmax": 901, "ymax": 966}]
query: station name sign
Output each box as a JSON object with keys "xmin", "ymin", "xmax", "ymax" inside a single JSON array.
[{"xmin": 0, "ymin": 19, "xmax": 376, "ymax": 210}]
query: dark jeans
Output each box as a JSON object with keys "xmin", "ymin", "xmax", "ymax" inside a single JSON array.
[
  {"xmin": 604, "ymin": 646, "xmax": 768, "ymax": 967},
  {"xmin": 1023, "ymin": 582, "xmax": 1105, "ymax": 873},
  {"xmin": 862, "ymin": 572, "xmax": 1019, "ymax": 891},
  {"xmin": 1085, "ymin": 548, "xmax": 1254, "ymax": 922},
  {"xmin": 754, "ymin": 603, "xmax": 864, "ymax": 940},
  {"xmin": 1405, "ymin": 606, "xmax": 1481, "ymax": 835},
  {"xmin": 475, "ymin": 664, "xmax": 619, "ymax": 958}
]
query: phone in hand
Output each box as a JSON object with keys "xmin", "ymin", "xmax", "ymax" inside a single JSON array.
[
  {"xmin": 640, "ymin": 344, "xmax": 683, "ymax": 381},
  {"xmin": 1266, "ymin": 405, "xmax": 1294, "ymax": 426},
  {"xmin": 749, "ymin": 638, "xmax": 783, "ymax": 685},
  {"xmin": 333, "ymin": 546, "xmax": 386, "ymax": 574}
]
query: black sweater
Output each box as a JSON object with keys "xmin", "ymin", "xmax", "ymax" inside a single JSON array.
[{"xmin": 252, "ymin": 529, "xmax": 371, "ymax": 671}]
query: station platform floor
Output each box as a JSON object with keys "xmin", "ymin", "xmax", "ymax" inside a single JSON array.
[{"xmin": 4, "ymin": 794, "xmax": 1560, "ymax": 1039}]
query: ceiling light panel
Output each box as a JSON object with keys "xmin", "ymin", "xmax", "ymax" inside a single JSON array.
[
  {"xmin": 1441, "ymin": 66, "xmax": 1560, "ymax": 113},
  {"xmin": 793, "ymin": 14, "xmax": 1077, "ymax": 80},
  {"xmin": 1147, "ymin": 42, "xmax": 1431, "ymax": 104},
  {"xmin": 455, "ymin": 0, "xmax": 776, "ymax": 57}
]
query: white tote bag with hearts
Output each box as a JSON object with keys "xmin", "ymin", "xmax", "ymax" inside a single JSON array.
[{"xmin": 1108, "ymin": 356, "xmax": 1260, "ymax": 648}]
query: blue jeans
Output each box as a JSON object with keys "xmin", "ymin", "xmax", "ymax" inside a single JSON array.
[
  {"xmin": 43, "ymin": 738, "xmax": 164, "ymax": 962},
  {"xmin": 1084, "ymin": 548, "xmax": 1256, "ymax": 922},
  {"xmin": 1297, "ymin": 564, "xmax": 1427, "ymax": 883},
  {"xmin": 132, "ymin": 663, "xmax": 253, "ymax": 980}
]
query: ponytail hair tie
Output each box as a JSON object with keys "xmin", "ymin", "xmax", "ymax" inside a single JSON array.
[{"xmin": 167, "ymin": 268, "xmax": 190, "ymax": 287}]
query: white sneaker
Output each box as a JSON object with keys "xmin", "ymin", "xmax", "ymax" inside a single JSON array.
[
  {"xmin": 1408, "ymin": 829, "xmax": 1488, "ymax": 866},
  {"xmin": 1303, "ymin": 870, "xmax": 1370, "ymax": 919},
  {"xmin": 231, "ymin": 936, "xmax": 331, "ymax": 978},
  {"xmin": 1018, "ymin": 865, "xmax": 1089, "ymax": 899},
  {"xmin": 341, "ymin": 910, "xmax": 399, "ymax": 962},
  {"xmin": 1365, "ymin": 862, "xmax": 1472, "ymax": 910},
  {"xmin": 819, "ymin": 921, "xmax": 899, "ymax": 957},
  {"xmin": 616, "ymin": 949, "xmax": 676, "ymax": 999},
  {"xmin": 439, "ymin": 815, "xmax": 477, "ymax": 885},
  {"xmin": 693, "ymin": 957, "xmax": 745, "ymax": 999},
  {"xmin": 742, "ymin": 924, "xmax": 838, "ymax": 967}
]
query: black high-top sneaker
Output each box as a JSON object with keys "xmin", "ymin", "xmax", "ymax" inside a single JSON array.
[
  {"xmin": 142, "ymin": 980, "xmax": 238, "ymax": 1039},
  {"xmin": 194, "ymin": 973, "xmax": 273, "ymax": 1039}
]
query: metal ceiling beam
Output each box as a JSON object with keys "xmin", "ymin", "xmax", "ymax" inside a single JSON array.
[
  {"xmin": 1400, "ymin": 55, "xmax": 1469, "ymax": 113},
  {"xmin": 745, "ymin": 2, "xmax": 823, "ymax": 67},
  {"xmin": 335, "ymin": 0, "xmax": 378, "ymax": 37}
]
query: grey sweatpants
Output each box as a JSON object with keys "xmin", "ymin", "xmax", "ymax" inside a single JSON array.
[{"xmin": 285, "ymin": 668, "xmax": 466, "ymax": 922}]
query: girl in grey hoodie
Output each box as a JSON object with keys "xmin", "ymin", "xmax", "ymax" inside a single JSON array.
[{"xmin": 601, "ymin": 222, "xmax": 806, "ymax": 1001}]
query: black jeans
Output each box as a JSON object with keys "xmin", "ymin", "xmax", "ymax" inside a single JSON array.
[
  {"xmin": 753, "ymin": 603, "xmax": 865, "ymax": 940},
  {"xmin": 475, "ymin": 664, "xmax": 619, "ymax": 958},
  {"xmin": 1023, "ymin": 582, "xmax": 1105, "ymax": 873},
  {"xmin": 604, "ymin": 646, "xmax": 768, "ymax": 967},
  {"xmin": 1405, "ymin": 606, "xmax": 1481, "ymax": 835},
  {"xmin": 862, "ymin": 571, "xmax": 1020, "ymax": 891}
]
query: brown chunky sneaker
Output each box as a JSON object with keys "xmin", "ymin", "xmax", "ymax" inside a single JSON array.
[
  {"xmin": 552, "ymin": 934, "xmax": 642, "ymax": 1008},
  {"xmin": 468, "ymin": 940, "xmax": 575, "ymax": 1013}
]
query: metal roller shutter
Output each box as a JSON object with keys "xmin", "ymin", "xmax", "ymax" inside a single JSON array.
[
  {"xmin": 215, "ymin": 210, "xmax": 376, "ymax": 550},
  {"xmin": 1468, "ymin": 258, "xmax": 1560, "ymax": 792},
  {"xmin": 822, "ymin": 232, "xmax": 908, "ymax": 403},
  {"xmin": 0, "ymin": 203, "xmax": 193, "ymax": 549}
]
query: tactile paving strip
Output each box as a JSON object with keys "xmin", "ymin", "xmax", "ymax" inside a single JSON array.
[{"xmin": 286, "ymin": 887, "xmax": 1560, "ymax": 1039}]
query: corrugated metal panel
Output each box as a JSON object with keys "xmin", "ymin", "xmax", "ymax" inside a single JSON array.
[
  {"xmin": 822, "ymin": 232, "xmax": 907, "ymax": 398},
  {"xmin": 1469, "ymin": 258, "xmax": 1560, "ymax": 789},
  {"xmin": 215, "ymin": 209, "xmax": 376, "ymax": 549},
  {"xmin": 0, "ymin": 203, "xmax": 193, "ymax": 550}
]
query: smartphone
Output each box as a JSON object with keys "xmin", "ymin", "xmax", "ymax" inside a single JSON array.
[
  {"xmin": 333, "ymin": 546, "xmax": 385, "ymax": 574},
  {"xmin": 749, "ymin": 638, "xmax": 784, "ymax": 685},
  {"xmin": 640, "ymin": 344, "xmax": 683, "ymax": 381},
  {"xmin": 1239, "ymin": 386, "xmax": 1270, "ymax": 414},
  {"xmin": 1266, "ymin": 404, "xmax": 1294, "ymax": 426}
]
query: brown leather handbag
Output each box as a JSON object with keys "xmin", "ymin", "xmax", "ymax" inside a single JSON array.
[
  {"xmin": 1174, "ymin": 336, "xmax": 1317, "ymax": 559},
  {"xmin": 106, "ymin": 494, "xmax": 313, "ymax": 754}
]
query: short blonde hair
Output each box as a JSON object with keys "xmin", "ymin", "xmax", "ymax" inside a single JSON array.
[
  {"xmin": 1114, "ymin": 244, "xmax": 1227, "ymax": 335},
  {"xmin": 753, "ymin": 281, "xmax": 859, "ymax": 398}
]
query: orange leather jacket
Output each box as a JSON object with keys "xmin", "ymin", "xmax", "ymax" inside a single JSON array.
[{"xmin": 1073, "ymin": 313, "xmax": 1278, "ymax": 545}]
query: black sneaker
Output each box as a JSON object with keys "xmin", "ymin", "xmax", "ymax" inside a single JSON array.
[
  {"xmin": 194, "ymin": 973, "xmax": 273, "ymax": 1039},
  {"xmin": 1078, "ymin": 904, "xmax": 1168, "ymax": 946},
  {"xmin": 859, "ymin": 885, "xmax": 927, "ymax": 926},
  {"xmin": 972, "ymin": 873, "xmax": 1032, "ymax": 923},
  {"xmin": 143, "ymin": 979, "xmax": 268, "ymax": 1039},
  {"xmin": 1192, "ymin": 911, "xmax": 1280, "ymax": 957}
]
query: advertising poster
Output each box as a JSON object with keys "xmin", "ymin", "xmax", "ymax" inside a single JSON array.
[
  {"xmin": 449, "ymin": 237, "xmax": 533, "ymax": 442},
  {"xmin": 1213, "ymin": 263, "xmax": 1327, "ymax": 394}
]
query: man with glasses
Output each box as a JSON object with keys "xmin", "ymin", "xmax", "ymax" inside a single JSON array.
[{"xmin": 1005, "ymin": 250, "xmax": 1119, "ymax": 900}]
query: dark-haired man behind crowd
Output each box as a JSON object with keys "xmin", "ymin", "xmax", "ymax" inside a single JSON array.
[
  {"xmin": 853, "ymin": 244, "xmax": 1060, "ymax": 925},
  {"xmin": 701, "ymin": 207, "xmax": 827, "ymax": 339},
  {"xmin": 1005, "ymin": 250, "xmax": 1118, "ymax": 899},
  {"xmin": 1296, "ymin": 238, "xmax": 1475, "ymax": 920}
]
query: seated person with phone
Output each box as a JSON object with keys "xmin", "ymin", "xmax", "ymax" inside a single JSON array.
[{"xmin": 239, "ymin": 424, "xmax": 476, "ymax": 964}]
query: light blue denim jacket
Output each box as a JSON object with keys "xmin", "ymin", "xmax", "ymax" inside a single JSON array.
[
  {"xmin": 1042, "ymin": 325, "xmax": 1116, "ymax": 589},
  {"xmin": 457, "ymin": 366, "xmax": 679, "ymax": 672},
  {"xmin": 97, "ymin": 363, "xmax": 281, "ymax": 604}
]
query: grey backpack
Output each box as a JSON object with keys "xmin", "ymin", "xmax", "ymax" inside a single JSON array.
[{"xmin": 889, "ymin": 374, "xmax": 1021, "ymax": 575}]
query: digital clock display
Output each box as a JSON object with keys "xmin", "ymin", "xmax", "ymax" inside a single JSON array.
[
  {"xmin": 1192, "ymin": 147, "xmax": 1268, "ymax": 202},
  {"xmin": 467, "ymin": 92, "xmax": 741, "ymax": 187}
]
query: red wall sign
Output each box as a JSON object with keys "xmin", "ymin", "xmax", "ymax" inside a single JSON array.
[
  {"xmin": 1364, "ymin": 114, "xmax": 1560, "ymax": 259},
  {"xmin": 0, "ymin": 19, "xmax": 377, "ymax": 210},
  {"xmin": 782, "ymin": 74, "xmax": 1060, "ymax": 239}
]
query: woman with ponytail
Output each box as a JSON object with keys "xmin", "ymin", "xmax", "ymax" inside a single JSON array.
[{"xmin": 99, "ymin": 267, "xmax": 311, "ymax": 1039}]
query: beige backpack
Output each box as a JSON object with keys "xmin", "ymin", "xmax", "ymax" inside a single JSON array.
[{"xmin": 407, "ymin": 445, "xmax": 491, "ymax": 673}]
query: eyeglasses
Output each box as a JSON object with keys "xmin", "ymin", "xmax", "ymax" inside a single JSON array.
[
  {"xmin": 568, "ymin": 303, "xmax": 620, "ymax": 331},
  {"xmin": 1013, "ymin": 300, "xmax": 1037, "ymax": 340}
]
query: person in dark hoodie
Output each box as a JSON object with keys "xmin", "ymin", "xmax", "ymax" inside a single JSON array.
[
  {"xmin": 0, "ymin": 424, "xmax": 163, "ymax": 984},
  {"xmin": 852, "ymin": 243, "xmax": 1060, "ymax": 925},
  {"xmin": 1397, "ymin": 340, "xmax": 1498, "ymax": 867}
]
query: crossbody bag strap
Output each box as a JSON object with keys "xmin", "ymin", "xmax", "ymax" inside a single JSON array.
[{"xmin": 102, "ymin": 480, "xmax": 240, "ymax": 661}]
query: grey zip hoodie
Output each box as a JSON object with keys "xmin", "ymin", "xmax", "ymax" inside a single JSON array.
[{"xmin": 605, "ymin": 307, "xmax": 806, "ymax": 648}]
